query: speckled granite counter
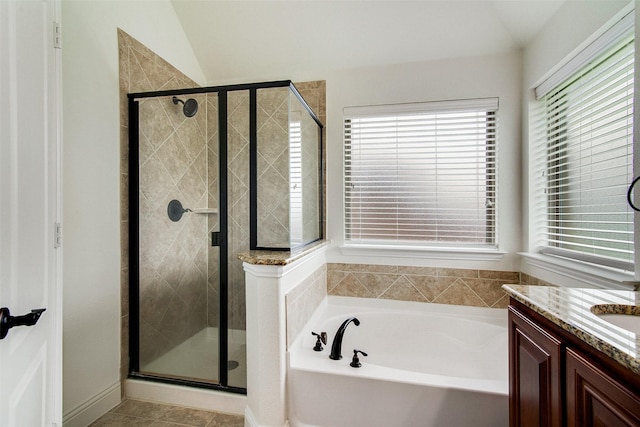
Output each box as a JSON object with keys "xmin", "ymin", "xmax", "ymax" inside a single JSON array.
[
  {"xmin": 503, "ymin": 284, "xmax": 640, "ymax": 375},
  {"xmin": 238, "ymin": 240, "xmax": 329, "ymax": 266}
]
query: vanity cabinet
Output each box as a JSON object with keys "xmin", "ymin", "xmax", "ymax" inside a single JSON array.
[
  {"xmin": 566, "ymin": 348, "xmax": 640, "ymax": 426},
  {"xmin": 509, "ymin": 305, "xmax": 563, "ymax": 427},
  {"xmin": 508, "ymin": 301, "xmax": 640, "ymax": 427}
]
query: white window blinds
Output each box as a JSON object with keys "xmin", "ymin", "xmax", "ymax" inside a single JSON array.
[
  {"xmin": 532, "ymin": 16, "xmax": 634, "ymax": 270},
  {"xmin": 344, "ymin": 98, "xmax": 498, "ymax": 248}
]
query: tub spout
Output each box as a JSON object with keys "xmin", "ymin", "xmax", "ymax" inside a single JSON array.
[{"xmin": 329, "ymin": 317, "xmax": 360, "ymax": 360}]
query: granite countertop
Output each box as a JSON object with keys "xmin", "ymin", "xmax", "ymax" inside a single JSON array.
[
  {"xmin": 503, "ymin": 284, "xmax": 640, "ymax": 375},
  {"xmin": 237, "ymin": 240, "xmax": 329, "ymax": 266}
]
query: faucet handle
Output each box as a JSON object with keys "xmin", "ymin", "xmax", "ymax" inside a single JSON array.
[
  {"xmin": 312, "ymin": 331, "xmax": 327, "ymax": 351},
  {"xmin": 350, "ymin": 349, "xmax": 368, "ymax": 368}
]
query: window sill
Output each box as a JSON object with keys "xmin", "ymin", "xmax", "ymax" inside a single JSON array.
[
  {"xmin": 339, "ymin": 244, "xmax": 506, "ymax": 261},
  {"xmin": 519, "ymin": 252, "xmax": 635, "ymax": 290}
]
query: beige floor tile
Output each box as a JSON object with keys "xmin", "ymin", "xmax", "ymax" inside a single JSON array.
[
  {"xmin": 90, "ymin": 412, "xmax": 154, "ymax": 427},
  {"xmin": 91, "ymin": 399, "xmax": 244, "ymax": 427}
]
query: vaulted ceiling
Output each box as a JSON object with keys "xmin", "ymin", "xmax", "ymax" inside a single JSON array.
[{"xmin": 171, "ymin": 0, "xmax": 565, "ymax": 84}]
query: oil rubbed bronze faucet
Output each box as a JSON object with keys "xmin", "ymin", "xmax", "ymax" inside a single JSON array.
[{"xmin": 329, "ymin": 317, "xmax": 360, "ymax": 360}]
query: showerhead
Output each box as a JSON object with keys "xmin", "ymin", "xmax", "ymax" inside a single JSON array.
[{"xmin": 172, "ymin": 96, "xmax": 198, "ymax": 118}]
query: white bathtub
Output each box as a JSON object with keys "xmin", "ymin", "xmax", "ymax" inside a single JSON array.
[{"xmin": 287, "ymin": 296, "xmax": 508, "ymax": 427}]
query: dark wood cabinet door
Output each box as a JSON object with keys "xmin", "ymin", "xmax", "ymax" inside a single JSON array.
[
  {"xmin": 566, "ymin": 348, "xmax": 640, "ymax": 427},
  {"xmin": 509, "ymin": 306, "xmax": 563, "ymax": 427}
]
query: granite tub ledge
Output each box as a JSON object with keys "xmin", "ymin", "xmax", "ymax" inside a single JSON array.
[
  {"xmin": 238, "ymin": 240, "xmax": 329, "ymax": 266},
  {"xmin": 503, "ymin": 284, "xmax": 640, "ymax": 375}
]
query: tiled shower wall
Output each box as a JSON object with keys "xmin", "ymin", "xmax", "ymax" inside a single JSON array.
[
  {"xmin": 256, "ymin": 87, "xmax": 291, "ymax": 247},
  {"xmin": 226, "ymin": 91, "xmax": 250, "ymax": 331},
  {"xmin": 298, "ymin": 98, "xmax": 322, "ymax": 244},
  {"xmin": 120, "ymin": 31, "xmax": 217, "ymax": 369},
  {"xmin": 295, "ymin": 81, "xmax": 326, "ymax": 241},
  {"xmin": 137, "ymin": 90, "xmax": 210, "ymax": 368},
  {"xmin": 119, "ymin": 30, "xmax": 205, "ymax": 379},
  {"xmin": 255, "ymin": 87, "xmax": 323, "ymax": 247}
]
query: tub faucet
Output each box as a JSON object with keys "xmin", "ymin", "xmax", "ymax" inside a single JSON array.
[{"xmin": 329, "ymin": 317, "xmax": 360, "ymax": 360}]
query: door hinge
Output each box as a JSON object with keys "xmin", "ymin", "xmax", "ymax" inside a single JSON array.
[
  {"xmin": 53, "ymin": 22, "xmax": 62, "ymax": 49},
  {"xmin": 54, "ymin": 222, "xmax": 62, "ymax": 248}
]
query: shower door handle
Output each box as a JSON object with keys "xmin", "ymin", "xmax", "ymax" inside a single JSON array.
[
  {"xmin": 0, "ymin": 307, "xmax": 46, "ymax": 340},
  {"xmin": 211, "ymin": 232, "xmax": 225, "ymax": 247}
]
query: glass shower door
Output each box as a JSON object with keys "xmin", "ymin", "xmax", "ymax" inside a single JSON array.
[
  {"xmin": 224, "ymin": 90, "xmax": 249, "ymax": 389},
  {"xmin": 129, "ymin": 80, "xmax": 321, "ymax": 393},
  {"xmin": 134, "ymin": 92, "xmax": 221, "ymax": 384}
]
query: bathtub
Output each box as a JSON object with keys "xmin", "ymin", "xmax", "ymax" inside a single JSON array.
[{"xmin": 287, "ymin": 296, "xmax": 508, "ymax": 427}]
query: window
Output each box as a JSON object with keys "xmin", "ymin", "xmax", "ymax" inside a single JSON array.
[
  {"xmin": 531, "ymin": 12, "xmax": 634, "ymax": 270},
  {"xmin": 343, "ymin": 98, "xmax": 498, "ymax": 249}
]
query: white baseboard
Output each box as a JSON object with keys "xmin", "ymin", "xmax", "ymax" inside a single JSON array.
[
  {"xmin": 124, "ymin": 378, "xmax": 246, "ymax": 415},
  {"xmin": 244, "ymin": 406, "xmax": 257, "ymax": 427},
  {"xmin": 62, "ymin": 381, "xmax": 121, "ymax": 427},
  {"xmin": 244, "ymin": 406, "xmax": 290, "ymax": 427}
]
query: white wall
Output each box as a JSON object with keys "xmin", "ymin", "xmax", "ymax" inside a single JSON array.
[
  {"xmin": 322, "ymin": 52, "xmax": 523, "ymax": 272},
  {"xmin": 61, "ymin": 1, "xmax": 204, "ymax": 423},
  {"xmin": 521, "ymin": 0, "xmax": 633, "ymax": 287}
]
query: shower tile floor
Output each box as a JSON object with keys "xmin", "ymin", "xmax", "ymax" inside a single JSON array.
[
  {"xmin": 90, "ymin": 399, "xmax": 244, "ymax": 427},
  {"xmin": 142, "ymin": 327, "xmax": 247, "ymax": 389}
]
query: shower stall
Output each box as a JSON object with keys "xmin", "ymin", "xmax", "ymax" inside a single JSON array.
[{"xmin": 127, "ymin": 81, "xmax": 323, "ymax": 393}]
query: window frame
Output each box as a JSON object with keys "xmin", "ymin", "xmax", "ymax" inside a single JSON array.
[
  {"xmin": 342, "ymin": 98, "xmax": 501, "ymax": 254},
  {"xmin": 527, "ymin": 8, "xmax": 636, "ymax": 280}
]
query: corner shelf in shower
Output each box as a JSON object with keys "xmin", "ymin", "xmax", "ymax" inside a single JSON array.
[
  {"xmin": 190, "ymin": 208, "xmax": 218, "ymax": 214},
  {"xmin": 167, "ymin": 199, "xmax": 218, "ymax": 222}
]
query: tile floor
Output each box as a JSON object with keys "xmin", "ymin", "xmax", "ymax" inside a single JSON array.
[{"xmin": 89, "ymin": 399, "xmax": 244, "ymax": 427}]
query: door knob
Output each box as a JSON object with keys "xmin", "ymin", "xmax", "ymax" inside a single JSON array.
[{"xmin": 0, "ymin": 307, "xmax": 46, "ymax": 339}]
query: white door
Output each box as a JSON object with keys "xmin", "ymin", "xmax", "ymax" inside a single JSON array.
[{"xmin": 0, "ymin": 0, "xmax": 62, "ymax": 426}]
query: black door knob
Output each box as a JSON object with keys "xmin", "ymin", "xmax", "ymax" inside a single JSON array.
[{"xmin": 0, "ymin": 307, "xmax": 46, "ymax": 339}]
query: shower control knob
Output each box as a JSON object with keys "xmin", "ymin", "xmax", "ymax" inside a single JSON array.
[{"xmin": 350, "ymin": 349, "xmax": 368, "ymax": 368}]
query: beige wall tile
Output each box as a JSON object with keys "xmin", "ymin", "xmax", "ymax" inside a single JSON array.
[
  {"xmin": 432, "ymin": 279, "xmax": 486, "ymax": 306},
  {"xmin": 397, "ymin": 265, "xmax": 438, "ymax": 276},
  {"xmin": 379, "ymin": 276, "xmax": 428, "ymax": 302},
  {"xmin": 462, "ymin": 278, "xmax": 509, "ymax": 307},
  {"xmin": 479, "ymin": 270, "xmax": 520, "ymax": 281},
  {"xmin": 436, "ymin": 268, "xmax": 479, "ymax": 278},
  {"xmin": 405, "ymin": 275, "xmax": 456, "ymax": 302},
  {"xmin": 329, "ymin": 273, "xmax": 374, "ymax": 298},
  {"xmin": 286, "ymin": 265, "xmax": 327, "ymax": 347},
  {"xmin": 351, "ymin": 272, "xmax": 399, "ymax": 297}
]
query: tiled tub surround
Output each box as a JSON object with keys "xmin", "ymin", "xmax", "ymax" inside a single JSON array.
[
  {"xmin": 503, "ymin": 284, "xmax": 640, "ymax": 375},
  {"xmin": 285, "ymin": 264, "xmax": 327, "ymax": 347},
  {"xmin": 239, "ymin": 253, "xmax": 539, "ymax": 348},
  {"xmin": 327, "ymin": 263, "xmax": 520, "ymax": 308}
]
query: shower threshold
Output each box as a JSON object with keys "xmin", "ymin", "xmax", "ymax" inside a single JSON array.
[{"xmin": 140, "ymin": 327, "xmax": 247, "ymax": 389}]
